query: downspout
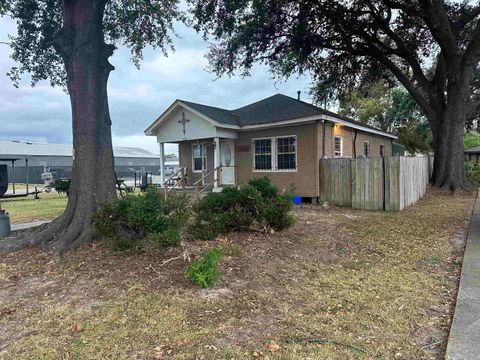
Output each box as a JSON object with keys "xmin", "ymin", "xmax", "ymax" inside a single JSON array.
[
  {"xmin": 322, "ymin": 120, "xmax": 326, "ymax": 158},
  {"xmin": 353, "ymin": 129, "xmax": 358, "ymax": 158}
]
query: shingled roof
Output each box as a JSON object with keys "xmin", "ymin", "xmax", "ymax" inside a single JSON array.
[
  {"xmin": 179, "ymin": 94, "xmax": 394, "ymax": 136},
  {"xmin": 146, "ymin": 93, "xmax": 396, "ymax": 138}
]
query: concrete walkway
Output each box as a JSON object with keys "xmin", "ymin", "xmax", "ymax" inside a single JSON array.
[
  {"xmin": 11, "ymin": 220, "xmax": 49, "ymax": 232},
  {"xmin": 446, "ymin": 193, "xmax": 480, "ymax": 359}
]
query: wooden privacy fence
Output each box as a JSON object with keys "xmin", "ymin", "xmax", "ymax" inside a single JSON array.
[{"xmin": 319, "ymin": 156, "xmax": 432, "ymax": 211}]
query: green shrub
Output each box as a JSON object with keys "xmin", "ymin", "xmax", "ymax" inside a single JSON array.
[
  {"xmin": 262, "ymin": 193, "xmax": 296, "ymax": 230},
  {"xmin": 465, "ymin": 161, "xmax": 480, "ymax": 187},
  {"xmin": 103, "ymin": 236, "xmax": 139, "ymax": 254},
  {"xmin": 188, "ymin": 178, "xmax": 295, "ymax": 240},
  {"xmin": 187, "ymin": 220, "xmax": 223, "ymax": 241},
  {"xmin": 464, "ymin": 131, "xmax": 480, "ymax": 150},
  {"xmin": 147, "ymin": 228, "xmax": 182, "ymax": 247},
  {"xmin": 186, "ymin": 248, "xmax": 223, "ymax": 288},
  {"xmin": 93, "ymin": 187, "xmax": 190, "ymax": 252},
  {"xmin": 248, "ymin": 176, "xmax": 278, "ymax": 199}
]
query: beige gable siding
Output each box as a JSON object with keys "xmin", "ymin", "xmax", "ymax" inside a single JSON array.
[{"xmin": 235, "ymin": 123, "xmax": 320, "ymax": 197}]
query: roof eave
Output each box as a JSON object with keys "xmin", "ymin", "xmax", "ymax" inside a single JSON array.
[
  {"xmin": 238, "ymin": 114, "xmax": 397, "ymax": 139},
  {"xmin": 321, "ymin": 115, "xmax": 397, "ymax": 139},
  {"xmin": 144, "ymin": 100, "xmax": 240, "ymax": 136}
]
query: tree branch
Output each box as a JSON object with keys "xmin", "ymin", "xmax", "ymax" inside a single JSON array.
[
  {"xmin": 368, "ymin": 47, "xmax": 431, "ymax": 115},
  {"xmin": 455, "ymin": 5, "xmax": 480, "ymax": 30},
  {"xmin": 361, "ymin": 5, "xmax": 431, "ymax": 93},
  {"xmin": 463, "ymin": 19, "xmax": 480, "ymax": 68},
  {"xmin": 419, "ymin": 0, "xmax": 458, "ymax": 60}
]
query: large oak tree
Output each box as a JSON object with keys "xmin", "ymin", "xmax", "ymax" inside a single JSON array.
[
  {"xmin": 189, "ymin": 0, "xmax": 480, "ymax": 190},
  {"xmin": 0, "ymin": 0, "xmax": 182, "ymax": 257}
]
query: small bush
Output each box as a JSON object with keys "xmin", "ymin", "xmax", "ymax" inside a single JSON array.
[
  {"xmin": 104, "ymin": 236, "xmax": 139, "ymax": 254},
  {"xmin": 188, "ymin": 177, "xmax": 295, "ymax": 240},
  {"xmin": 221, "ymin": 244, "xmax": 241, "ymax": 257},
  {"xmin": 93, "ymin": 187, "xmax": 190, "ymax": 252},
  {"xmin": 465, "ymin": 161, "xmax": 480, "ymax": 187},
  {"xmin": 186, "ymin": 248, "xmax": 223, "ymax": 288},
  {"xmin": 248, "ymin": 176, "xmax": 278, "ymax": 199},
  {"xmin": 262, "ymin": 193, "xmax": 296, "ymax": 231},
  {"xmin": 147, "ymin": 228, "xmax": 182, "ymax": 247}
]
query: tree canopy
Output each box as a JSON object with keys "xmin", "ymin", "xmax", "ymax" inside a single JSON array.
[
  {"xmin": 189, "ymin": 0, "xmax": 480, "ymax": 190},
  {"xmin": 0, "ymin": 0, "xmax": 183, "ymax": 256},
  {"xmin": 189, "ymin": 0, "xmax": 480, "ymax": 118},
  {"xmin": 2, "ymin": 0, "xmax": 182, "ymax": 87}
]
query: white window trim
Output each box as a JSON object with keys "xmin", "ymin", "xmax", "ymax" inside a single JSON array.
[
  {"xmin": 363, "ymin": 141, "xmax": 370, "ymax": 158},
  {"xmin": 334, "ymin": 136, "xmax": 343, "ymax": 157},
  {"xmin": 252, "ymin": 135, "xmax": 297, "ymax": 172},
  {"xmin": 191, "ymin": 143, "xmax": 207, "ymax": 173}
]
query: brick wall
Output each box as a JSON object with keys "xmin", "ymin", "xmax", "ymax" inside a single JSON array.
[
  {"xmin": 235, "ymin": 122, "xmax": 320, "ymax": 197},
  {"xmin": 176, "ymin": 122, "xmax": 394, "ymax": 197},
  {"xmin": 178, "ymin": 140, "xmax": 214, "ymax": 186},
  {"xmin": 325, "ymin": 124, "xmax": 393, "ymax": 158}
]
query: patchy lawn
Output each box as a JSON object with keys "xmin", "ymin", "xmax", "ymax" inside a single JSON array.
[
  {"xmin": 0, "ymin": 188, "xmax": 475, "ymax": 359},
  {"xmin": 1, "ymin": 191, "xmax": 67, "ymax": 224}
]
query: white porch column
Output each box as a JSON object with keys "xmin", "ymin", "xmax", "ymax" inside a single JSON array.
[
  {"xmin": 213, "ymin": 137, "xmax": 220, "ymax": 190},
  {"xmin": 159, "ymin": 142, "xmax": 165, "ymax": 186}
]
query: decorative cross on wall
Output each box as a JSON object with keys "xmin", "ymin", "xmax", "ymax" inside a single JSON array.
[{"xmin": 178, "ymin": 112, "xmax": 190, "ymax": 137}]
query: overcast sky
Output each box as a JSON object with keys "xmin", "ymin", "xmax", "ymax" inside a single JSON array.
[{"xmin": 0, "ymin": 16, "xmax": 312, "ymax": 155}]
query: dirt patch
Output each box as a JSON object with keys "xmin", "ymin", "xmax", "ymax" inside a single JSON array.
[{"xmin": 0, "ymin": 188, "xmax": 475, "ymax": 359}]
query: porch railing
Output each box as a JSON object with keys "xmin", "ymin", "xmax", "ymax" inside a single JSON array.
[
  {"xmin": 193, "ymin": 165, "xmax": 222, "ymax": 195},
  {"xmin": 162, "ymin": 166, "xmax": 186, "ymax": 199}
]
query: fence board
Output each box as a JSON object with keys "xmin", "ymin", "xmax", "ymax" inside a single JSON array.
[{"xmin": 319, "ymin": 156, "xmax": 430, "ymax": 211}]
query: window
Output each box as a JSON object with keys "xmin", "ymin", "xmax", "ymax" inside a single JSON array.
[
  {"xmin": 277, "ymin": 136, "xmax": 296, "ymax": 170},
  {"xmin": 334, "ymin": 136, "xmax": 343, "ymax": 157},
  {"xmin": 380, "ymin": 144, "xmax": 385, "ymax": 157},
  {"xmin": 253, "ymin": 136, "xmax": 297, "ymax": 171},
  {"xmin": 254, "ymin": 138, "xmax": 272, "ymax": 170},
  {"xmin": 363, "ymin": 141, "xmax": 370, "ymax": 157},
  {"xmin": 192, "ymin": 144, "xmax": 206, "ymax": 172}
]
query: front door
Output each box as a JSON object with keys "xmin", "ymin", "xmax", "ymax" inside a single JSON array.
[{"xmin": 220, "ymin": 139, "xmax": 235, "ymax": 185}]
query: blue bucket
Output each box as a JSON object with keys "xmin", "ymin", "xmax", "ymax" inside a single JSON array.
[{"xmin": 292, "ymin": 196, "xmax": 302, "ymax": 205}]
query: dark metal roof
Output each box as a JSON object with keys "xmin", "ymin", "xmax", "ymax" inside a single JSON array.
[
  {"xmin": 180, "ymin": 93, "xmax": 394, "ymax": 136},
  {"xmin": 0, "ymin": 139, "xmax": 159, "ymax": 158}
]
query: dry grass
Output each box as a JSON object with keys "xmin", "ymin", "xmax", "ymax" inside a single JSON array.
[
  {"xmin": 0, "ymin": 188, "xmax": 474, "ymax": 359},
  {"xmin": 0, "ymin": 191, "xmax": 67, "ymax": 224}
]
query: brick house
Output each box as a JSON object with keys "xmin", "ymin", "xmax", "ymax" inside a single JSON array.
[{"xmin": 145, "ymin": 94, "xmax": 397, "ymax": 198}]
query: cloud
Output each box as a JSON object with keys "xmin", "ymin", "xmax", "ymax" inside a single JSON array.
[
  {"xmin": 45, "ymin": 101, "xmax": 66, "ymax": 110},
  {"xmin": 143, "ymin": 48, "xmax": 208, "ymax": 80},
  {"xmin": 109, "ymin": 83, "xmax": 158, "ymax": 99},
  {"xmin": 0, "ymin": 15, "xmax": 313, "ymax": 152}
]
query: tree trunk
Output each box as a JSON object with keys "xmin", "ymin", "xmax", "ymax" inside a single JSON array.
[
  {"xmin": 0, "ymin": 0, "xmax": 117, "ymax": 258},
  {"xmin": 430, "ymin": 105, "xmax": 469, "ymax": 191}
]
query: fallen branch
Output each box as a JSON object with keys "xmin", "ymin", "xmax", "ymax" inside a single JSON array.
[
  {"xmin": 158, "ymin": 256, "xmax": 182, "ymax": 267},
  {"xmin": 419, "ymin": 339, "xmax": 445, "ymax": 351},
  {"xmin": 286, "ymin": 335, "xmax": 367, "ymax": 355}
]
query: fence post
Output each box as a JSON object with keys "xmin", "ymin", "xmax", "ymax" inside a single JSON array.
[{"xmin": 181, "ymin": 168, "xmax": 186, "ymax": 190}]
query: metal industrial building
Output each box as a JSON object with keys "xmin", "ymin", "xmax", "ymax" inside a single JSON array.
[{"xmin": 0, "ymin": 139, "xmax": 165, "ymax": 183}]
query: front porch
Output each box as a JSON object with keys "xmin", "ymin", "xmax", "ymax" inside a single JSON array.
[{"xmin": 159, "ymin": 137, "xmax": 236, "ymax": 193}]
